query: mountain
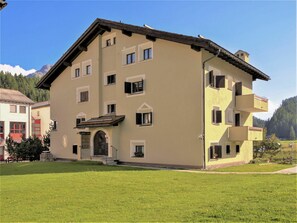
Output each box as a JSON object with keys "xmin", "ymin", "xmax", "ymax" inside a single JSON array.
[
  {"xmin": 27, "ymin": 64, "xmax": 52, "ymax": 78},
  {"xmin": 266, "ymin": 96, "xmax": 297, "ymax": 139},
  {"xmin": 253, "ymin": 116, "xmax": 267, "ymax": 128}
]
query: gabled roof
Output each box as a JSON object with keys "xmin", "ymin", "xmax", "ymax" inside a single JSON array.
[
  {"xmin": 76, "ymin": 115, "xmax": 125, "ymax": 128},
  {"xmin": 32, "ymin": 100, "xmax": 50, "ymax": 109},
  {"xmin": 0, "ymin": 88, "xmax": 35, "ymax": 104},
  {"xmin": 37, "ymin": 18, "xmax": 270, "ymax": 89}
]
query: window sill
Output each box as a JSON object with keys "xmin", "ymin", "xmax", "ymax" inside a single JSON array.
[
  {"xmin": 131, "ymin": 156, "xmax": 144, "ymax": 159},
  {"xmin": 105, "ymin": 83, "xmax": 116, "ymax": 86},
  {"xmin": 139, "ymin": 58, "xmax": 153, "ymax": 63}
]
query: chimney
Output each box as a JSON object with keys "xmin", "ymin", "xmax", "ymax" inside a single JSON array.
[{"xmin": 235, "ymin": 50, "xmax": 249, "ymax": 63}]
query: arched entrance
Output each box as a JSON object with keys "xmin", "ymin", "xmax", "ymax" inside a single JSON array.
[{"xmin": 93, "ymin": 131, "xmax": 108, "ymax": 156}]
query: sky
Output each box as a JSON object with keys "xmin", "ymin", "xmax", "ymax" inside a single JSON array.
[{"xmin": 0, "ymin": 0, "xmax": 296, "ymax": 119}]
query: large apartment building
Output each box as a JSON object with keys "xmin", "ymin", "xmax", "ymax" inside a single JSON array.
[
  {"xmin": 0, "ymin": 88, "xmax": 34, "ymax": 160},
  {"xmin": 37, "ymin": 18, "xmax": 269, "ymax": 168}
]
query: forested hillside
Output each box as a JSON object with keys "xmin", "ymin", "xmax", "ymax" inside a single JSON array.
[
  {"xmin": 266, "ymin": 96, "xmax": 297, "ymax": 139},
  {"xmin": 254, "ymin": 96, "xmax": 297, "ymax": 140},
  {"xmin": 0, "ymin": 71, "xmax": 49, "ymax": 102}
]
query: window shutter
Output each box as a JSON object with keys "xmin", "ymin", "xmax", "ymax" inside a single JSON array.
[
  {"xmin": 136, "ymin": 113, "xmax": 142, "ymax": 125},
  {"xmin": 235, "ymin": 82, "xmax": 242, "ymax": 96},
  {"xmin": 216, "ymin": 75, "xmax": 225, "ymax": 88},
  {"xmin": 149, "ymin": 112, "xmax": 153, "ymax": 124},
  {"xmin": 125, "ymin": 82, "xmax": 131, "ymax": 93},
  {"xmin": 216, "ymin": 110, "xmax": 222, "ymax": 123},
  {"xmin": 215, "ymin": 145, "xmax": 222, "ymax": 158},
  {"xmin": 53, "ymin": 121, "xmax": 57, "ymax": 130},
  {"xmin": 209, "ymin": 146, "xmax": 213, "ymax": 160},
  {"xmin": 209, "ymin": 71, "xmax": 214, "ymax": 87},
  {"xmin": 212, "ymin": 110, "xmax": 215, "ymax": 123}
]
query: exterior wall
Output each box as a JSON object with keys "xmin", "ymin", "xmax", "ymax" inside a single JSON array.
[
  {"xmin": 31, "ymin": 105, "xmax": 51, "ymax": 136},
  {"xmin": 0, "ymin": 102, "xmax": 32, "ymax": 159},
  {"xmin": 203, "ymin": 50, "xmax": 253, "ymax": 168},
  {"xmin": 50, "ymin": 35, "xmax": 100, "ymax": 160},
  {"xmin": 50, "ymin": 29, "xmax": 204, "ymax": 167}
]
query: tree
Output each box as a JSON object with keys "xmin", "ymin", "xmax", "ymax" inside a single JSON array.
[
  {"xmin": 289, "ymin": 126, "xmax": 296, "ymax": 140},
  {"xmin": 261, "ymin": 134, "xmax": 281, "ymax": 162}
]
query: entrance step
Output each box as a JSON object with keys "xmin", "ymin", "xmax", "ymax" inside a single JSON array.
[{"xmin": 91, "ymin": 156, "xmax": 116, "ymax": 165}]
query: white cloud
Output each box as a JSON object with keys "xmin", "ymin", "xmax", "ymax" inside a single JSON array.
[
  {"xmin": 0, "ymin": 64, "xmax": 36, "ymax": 76},
  {"xmin": 254, "ymin": 99, "xmax": 280, "ymax": 120}
]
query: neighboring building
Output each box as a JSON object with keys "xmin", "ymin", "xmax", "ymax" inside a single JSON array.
[
  {"xmin": 37, "ymin": 18, "xmax": 269, "ymax": 168},
  {"xmin": 0, "ymin": 88, "xmax": 34, "ymax": 160},
  {"xmin": 31, "ymin": 101, "xmax": 51, "ymax": 138}
]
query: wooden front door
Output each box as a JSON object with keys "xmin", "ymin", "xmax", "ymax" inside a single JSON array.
[
  {"xmin": 93, "ymin": 131, "xmax": 108, "ymax": 156},
  {"xmin": 80, "ymin": 133, "xmax": 90, "ymax": 160}
]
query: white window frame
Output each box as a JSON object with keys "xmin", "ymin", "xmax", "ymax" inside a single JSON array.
[
  {"xmin": 122, "ymin": 46, "xmax": 136, "ymax": 65},
  {"xmin": 82, "ymin": 60, "xmax": 92, "ymax": 76},
  {"xmin": 76, "ymin": 86, "xmax": 90, "ymax": 104},
  {"xmin": 102, "ymin": 32, "xmax": 116, "ymax": 48},
  {"xmin": 104, "ymin": 71, "xmax": 116, "ymax": 86},
  {"xmin": 130, "ymin": 140, "xmax": 146, "ymax": 158},
  {"xmin": 138, "ymin": 42, "xmax": 153, "ymax": 62},
  {"xmin": 104, "ymin": 101, "xmax": 116, "ymax": 115},
  {"xmin": 125, "ymin": 74, "xmax": 146, "ymax": 97},
  {"xmin": 71, "ymin": 63, "xmax": 81, "ymax": 79},
  {"xmin": 212, "ymin": 106, "xmax": 221, "ymax": 125}
]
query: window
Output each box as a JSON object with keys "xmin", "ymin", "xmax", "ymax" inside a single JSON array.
[
  {"xmin": 125, "ymin": 80, "xmax": 144, "ymax": 94},
  {"xmin": 107, "ymin": 104, "xmax": 116, "ymax": 114},
  {"xmin": 130, "ymin": 140, "xmax": 145, "ymax": 158},
  {"xmin": 76, "ymin": 117, "xmax": 86, "ymax": 126},
  {"xmin": 32, "ymin": 119, "xmax": 41, "ymax": 138},
  {"xmin": 106, "ymin": 39, "xmax": 111, "ymax": 47},
  {"xmin": 143, "ymin": 48, "xmax": 152, "ymax": 60},
  {"xmin": 73, "ymin": 145, "xmax": 78, "ymax": 154},
  {"xmin": 226, "ymin": 145, "xmax": 231, "ymax": 155},
  {"xmin": 52, "ymin": 121, "xmax": 57, "ymax": 131},
  {"xmin": 19, "ymin": 106, "xmax": 26, "ymax": 114},
  {"xmin": 10, "ymin": 105, "xmax": 17, "ymax": 113},
  {"xmin": 0, "ymin": 121, "xmax": 4, "ymax": 144},
  {"xmin": 236, "ymin": 145, "xmax": 240, "ymax": 153},
  {"xmin": 107, "ymin": 74, "xmax": 116, "ymax": 85},
  {"xmin": 134, "ymin": 145, "xmax": 144, "ymax": 157},
  {"xmin": 136, "ymin": 112, "xmax": 153, "ymax": 126},
  {"xmin": 75, "ymin": 68, "xmax": 80, "ymax": 78},
  {"xmin": 212, "ymin": 107, "xmax": 222, "ymax": 124},
  {"xmin": 235, "ymin": 82, "xmax": 242, "ymax": 96},
  {"xmin": 10, "ymin": 122, "xmax": 26, "ymax": 140},
  {"xmin": 80, "ymin": 91, "xmax": 89, "ymax": 102},
  {"xmin": 209, "ymin": 71, "xmax": 225, "ymax": 88},
  {"xmin": 126, "ymin": 53, "xmax": 135, "ymax": 64},
  {"xmin": 209, "ymin": 145, "xmax": 222, "ymax": 159},
  {"xmin": 86, "ymin": 65, "xmax": 91, "ymax": 75}
]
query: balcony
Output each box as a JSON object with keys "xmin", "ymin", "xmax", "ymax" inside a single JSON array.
[
  {"xmin": 228, "ymin": 126, "xmax": 263, "ymax": 141},
  {"xmin": 236, "ymin": 94, "xmax": 268, "ymax": 112}
]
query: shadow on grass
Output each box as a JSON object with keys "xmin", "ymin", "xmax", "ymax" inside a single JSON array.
[{"xmin": 0, "ymin": 161, "xmax": 155, "ymax": 176}]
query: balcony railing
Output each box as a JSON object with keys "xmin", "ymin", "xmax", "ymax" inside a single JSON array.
[
  {"xmin": 236, "ymin": 94, "xmax": 268, "ymax": 112},
  {"xmin": 228, "ymin": 126, "xmax": 263, "ymax": 141}
]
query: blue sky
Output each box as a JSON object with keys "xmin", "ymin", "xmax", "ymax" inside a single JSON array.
[{"xmin": 0, "ymin": 0, "xmax": 296, "ymax": 119}]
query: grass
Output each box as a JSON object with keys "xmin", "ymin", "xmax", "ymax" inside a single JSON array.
[
  {"xmin": 1, "ymin": 162, "xmax": 296, "ymax": 222},
  {"xmin": 212, "ymin": 163, "xmax": 295, "ymax": 172}
]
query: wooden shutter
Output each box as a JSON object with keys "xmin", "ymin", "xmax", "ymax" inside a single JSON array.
[
  {"xmin": 209, "ymin": 71, "xmax": 214, "ymax": 87},
  {"xmin": 216, "ymin": 110, "xmax": 222, "ymax": 123},
  {"xmin": 216, "ymin": 75, "xmax": 225, "ymax": 88},
  {"xmin": 149, "ymin": 112, "xmax": 153, "ymax": 124},
  {"xmin": 235, "ymin": 82, "xmax": 242, "ymax": 96},
  {"xmin": 215, "ymin": 145, "xmax": 222, "ymax": 158},
  {"xmin": 212, "ymin": 110, "xmax": 215, "ymax": 123},
  {"xmin": 209, "ymin": 146, "xmax": 213, "ymax": 160},
  {"xmin": 136, "ymin": 113, "xmax": 142, "ymax": 125},
  {"xmin": 124, "ymin": 82, "xmax": 131, "ymax": 93}
]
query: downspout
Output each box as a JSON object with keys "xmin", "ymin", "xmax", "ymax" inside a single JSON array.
[{"xmin": 201, "ymin": 49, "xmax": 220, "ymax": 169}]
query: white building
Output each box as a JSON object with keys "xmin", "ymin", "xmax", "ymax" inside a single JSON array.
[{"xmin": 0, "ymin": 88, "xmax": 34, "ymax": 160}]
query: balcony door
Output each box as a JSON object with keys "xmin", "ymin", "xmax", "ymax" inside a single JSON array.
[{"xmin": 235, "ymin": 113, "xmax": 240, "ymax": 126}]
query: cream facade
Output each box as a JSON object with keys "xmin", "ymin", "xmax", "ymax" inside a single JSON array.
[
  {"xmin": 0, "ymin": 88, "xmax": 34, "ymax": 160},
  {"xmin": 37, "ymin": 19, "xmax": 269, "ymax": 168},
  {"xmin": 31, "ymin": 101, "xmax": 52, "ymax": 138}
]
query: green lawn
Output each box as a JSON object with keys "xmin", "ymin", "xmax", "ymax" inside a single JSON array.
[
  {"xmin": 212, "ymin": 163, "xmax": 295, "ymax": 172},
  {"xmin": 1, "ymin": 162, "xmax": 296, "ymax": 222}
]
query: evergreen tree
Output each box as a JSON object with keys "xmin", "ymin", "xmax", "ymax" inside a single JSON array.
[{"xmin": 289, "ymin": 126, "xmax": 296, "ymax": 140}]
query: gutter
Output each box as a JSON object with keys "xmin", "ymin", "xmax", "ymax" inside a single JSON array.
[{"xmin": 201, "ymin": 49, "xmax": 220, "ymax": 169}]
